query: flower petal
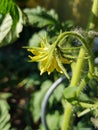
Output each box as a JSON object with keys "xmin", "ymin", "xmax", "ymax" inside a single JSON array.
[{"xmin": 28, "ymin": 54, "xmax": 48, "ymax": 62}]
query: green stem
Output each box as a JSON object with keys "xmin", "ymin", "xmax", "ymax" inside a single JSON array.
[
  {"xmin": 57, "ymin": 31, "xmax": 94, "ymax": 74},
  {"xmin": 61, "ymin": 102, "xmax": 73, "ymax": 130},
  {"xmin": 89, "ymin": 0, "xmax": 98, "ymax": 30},
  {"xmin": 62, "ymin": 0, "xmax": 98, "ymax": 130},
  {"xmin": 70, "ymin": 0, "xmax": 98, "ymax": 85},
  {"xmin": 70, "ymin": 48, "xmax": 87, "ymax": 86}
]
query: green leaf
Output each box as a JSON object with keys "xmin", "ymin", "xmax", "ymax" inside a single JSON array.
[
  {"xmin": 29, "ymin": 30, "xmax": 48, "ymax": 47},
  {"xmin": 46, "ymin": 111, "xmax": 62, "ymax": 130},
  {"xmin": 52, "ymin": 83, "xmax": 65, "ymax": 101},
  {"xmin": 74, "ymin": 127, "xmax": 92, "ymax": 130},
  {"xmin": 77, "ymin": 121, "xmax": 92, "ymax": 130},
  {"xmin": 40, "ymin": 111, "xmax": 62, "ymax": 130},
  {"xmin": 64, "ymin": 86, "xmax": 93, "ymax": 103},
  {"xmin": 0, "ymin": 0, "xmax": 14, "ymax": 15},
  {"xmin": 23, "ymin": 6, "xmax": 59, "ymax": 28},
  {"xmin": 78, "ymin": 93, "xmax": 93, "ymax": 103},
  {"xmin": 91, "ymin": 117, "xmax": 98, "ymax": 128},
  {"xmin": 24, "ymin": 126, "xmax": 32, "ymax": 130},
  {"xmin": 0, "ymin": 6, "xmax": 25, "ymax": 47},
  {"xmin": 30, "ymin": 80, "xmax": 53, "ymax": 122},
  {"xmin": 18, "ymin": 74, "xmax": 40, "ymax": 89},
  {"xmin": 0, "ymin": 0, "xmax": 25, "ymax": 47},
  {"xmin": 49, "ymin": 83, "xmax": 65, "ymax": 107},
  {"xmin": 64, "ymin": 86, "xmax": 78, "ymax": 100},
  {"xmin": 0, "ymin": 92, "xmax": 12, "ymax": 100},
  {"xmin": 0, "ymin": 100, "xmax": 11, "ymax": 130},
  {"xmin": 0, "ymin": 14, "xmax": 13, "ymax": 43},
  {"xmin": 0, "ymin": 0, "xmax": 19, "ymax": 28}
]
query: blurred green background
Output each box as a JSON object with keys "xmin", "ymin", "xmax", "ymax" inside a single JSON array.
[{"xmin": 0, "ymin": 0, "xmax": 96, "ymax": 130}]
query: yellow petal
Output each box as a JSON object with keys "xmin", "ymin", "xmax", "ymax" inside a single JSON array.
[
  {"xmin": 28, "ymin": 54, "xmax": 48, "ymax": 62},
  {"xmin": 28, "ymin": 48, "xmax": 47, "ymax": 55}
]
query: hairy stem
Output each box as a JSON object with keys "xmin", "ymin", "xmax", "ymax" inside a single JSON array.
[
  {"xmin": 61, "ymin": 102, "xmax": 73, "ymax": 130},
  {"xmin": 70, "ymin": 48, "xmax": 86, "ymax": 86},
  {"xmin": 56, "ymin": 31, "xmax": 94, "ymax": 75},
  {"xmin": 89, "ymin": 0, "xmax": 98, "ymax": 30},
  {"xmin": 62, "ymin": 0, "xmax": 98, "ymax": 130}
]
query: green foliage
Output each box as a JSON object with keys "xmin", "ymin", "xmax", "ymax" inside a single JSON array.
[
  {"xmin": 64, "ymin": 86, "xmax": 78, "ymax": 100},
  {"xmin": 23, "ymin": 6, "xmax": 59, "ymax": 28},
  {"xmin": 0, "ymin": 14, "xmax": 13, "ymax": 43},
  {"xmin": 0, "ymin": 93, "xmax": 11, "ymax": 130},
  {"xmin": 0, "ymin": 0, "xmax": 98, "ymax": 130},
  {"xmin": 0, "ymin": 0, "xmax": 15, "ymax": 15},
  {"xmin": 24, "ymin": 126, "xmax": 32, "ymax": 130},
  {"xmin": 50, "ymin": 83, "xmax": 65, "ymax": 102},
  {"xmin": 30, "ymin": 80, "xmax": 53, "ymax": 122},
  {"xmin": 0, "ymin": 93, "xmax": 12, "ymax": 99},
  {"xmin": 28, "ymin": 30, "xmax": 47, "ymax": 47},
  {"xmin": 30, "ymin": 78, "xmax": 65, "ymax": 130},
  {"xmin": 64, "ymin": 86, "xmax": 93, "ymax": 103},
  {"xmin": 0, "ymin": 0, "xmax": 25, "ymax": 47},
  {"xmin": 87, "ymin": 78, "xmax": 98, "ymax": 97},
  {"xmin": 23, "ymin": 6, "xmax": 73, "ymax": 47},
  {"xmin": 46, "ymin": 111, "xmax": 62, "ymax": 130}
]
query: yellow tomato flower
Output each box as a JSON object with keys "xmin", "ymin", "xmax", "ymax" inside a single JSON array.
[{"xmin": 27, "ymin": 37, "xmax": 71, "ymax": 76}]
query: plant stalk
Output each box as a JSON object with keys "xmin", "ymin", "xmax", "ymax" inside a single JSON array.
[
  {"xmin": 62, "ymin": 0, "xmax": 98, "ymax": 130},
  {"xmin": 61, "ymin": 102, "xmax": 73, "ymax": 130},
  {"xmin": 89, "ymin": 0, "xmax": 98, "ymax": 30}
]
